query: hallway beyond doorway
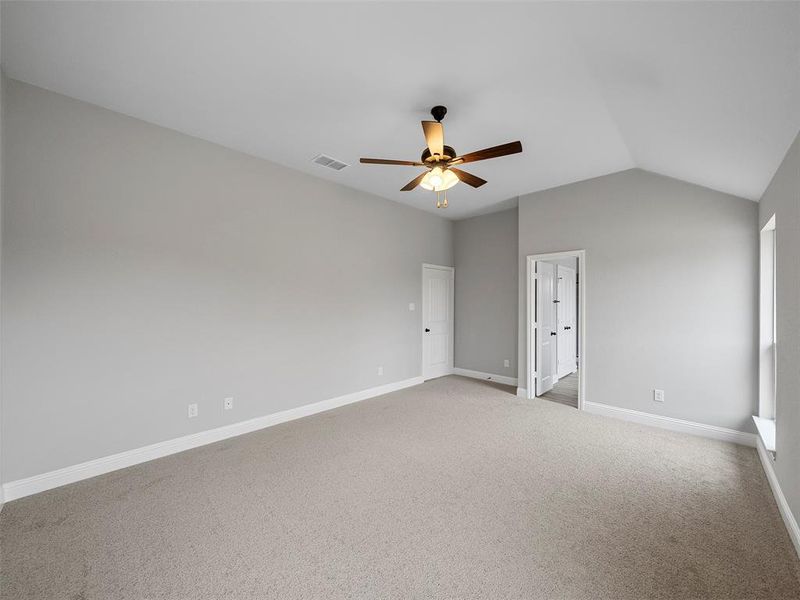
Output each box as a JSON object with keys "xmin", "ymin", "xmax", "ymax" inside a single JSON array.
[{"xmin": 540, "ymin": 371, "xmax": 579, "ymax": 408}]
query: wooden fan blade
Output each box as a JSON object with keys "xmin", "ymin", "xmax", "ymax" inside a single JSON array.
[
  {"xmin": 449, "ymin": 168, "xmax": 487, "ymax": 188},
  {"xmin": 450, "ymin": 141, "xmax": 522, "ymax": 165},
  {"xmin": 360, "ymin": 158, "xmax": 425, "ymax": 166},
  {"xmin": 421, "ymin": 121, "xmax": 444, "ymax": 157},
  {"xmin": 401, "ymin": 171, "xmax": 428, "ymax": 191}
]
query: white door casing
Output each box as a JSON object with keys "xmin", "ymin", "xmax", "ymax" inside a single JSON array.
[
  {"xmin": 557, "ymin": 265, "xmax": 578, "ymax": 378},
  {"xmin": 535, "ymin": 261, "xmax": 558, "ymax": 396},
  {"xmin": 422, "ymin": 264, "xmax": 454, "ymax": 381}
]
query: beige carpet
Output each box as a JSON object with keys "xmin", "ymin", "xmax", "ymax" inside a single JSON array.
[{"xmin": 2, "ymin": 376, "xmax": 799, "ymax": 599}]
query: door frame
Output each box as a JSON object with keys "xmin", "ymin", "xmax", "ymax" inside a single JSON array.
[
  {"xmin": 421, "ymin": 263, "xmax": 455, "ymax": 381},
  {"xmin": 526, "ymin": 250, "xmax": 586, "ymax": 410}
]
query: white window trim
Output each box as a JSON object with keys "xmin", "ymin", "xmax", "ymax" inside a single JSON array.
[
  {"xmin": 753, "ymin": 416, "xmax": 776, "ymax": 454},
  {"xmin": 755, "ymin": 214, "xmax": 776, "ymax": 454}
]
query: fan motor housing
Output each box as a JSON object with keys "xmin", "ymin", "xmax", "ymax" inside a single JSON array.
[{"xmin": 422, "ymin": 145, "xmax": 456, "ymax": 164}]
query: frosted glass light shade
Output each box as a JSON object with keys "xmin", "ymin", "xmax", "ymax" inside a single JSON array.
[{"xmin": 420, "ymin": 167, "xmax": 458, "ymax": 191}]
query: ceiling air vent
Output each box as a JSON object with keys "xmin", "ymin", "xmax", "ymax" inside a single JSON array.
[{"xmin": 312, "ymin": 154, "xmax": 349, "ymax": 171}]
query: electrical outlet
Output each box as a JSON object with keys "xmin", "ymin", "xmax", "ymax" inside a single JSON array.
[
  {"xmin": 408, "ymin": 302, "xmax": 416, "ymax": 311},
  {"xmin": 224, "ymin": 397, "xmax": 233, "ymax": 411},
  {"xmin": 188, "ymin": 403, "xmax": 198, "ymax": 418},
  {"xmin": 377, "ymin": 366, "xmax": 384, "ymax": 376},
  {"xmin": 654, "ymin": 389, "xmax": 665, "ymax": 403},
  {"xmin": 504, "ymin": 359, "xmax": 510, "ymax": 368}
]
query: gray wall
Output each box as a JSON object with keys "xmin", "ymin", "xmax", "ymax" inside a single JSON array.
[
  {"xmin": 517, "ymin": 169, "xmax": 758, "ymax": 431},
  {"xmin": 1, "ymin": 79, "xmax": 453, "ymax": 482},
  {"xmin": 759, "ymin": 131, "xmax": 800, "ymax": 525},
  {"xmin": 453, "ymin": 208, "xmax": 518, "ymax": 378}
]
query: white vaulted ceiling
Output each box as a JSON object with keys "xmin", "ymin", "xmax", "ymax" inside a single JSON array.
[{"xmin": 3, "ymin": 1, "xmax": 799, "ymax": 218}]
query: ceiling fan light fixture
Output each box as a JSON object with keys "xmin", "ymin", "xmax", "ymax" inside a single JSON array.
[
  {"xmin": 359, "ymin": 105, "xmax": 522, "ymax": 204},
  {"xmin": 420, "ymin": 167, "xmax": 458, "ymax": 192}
]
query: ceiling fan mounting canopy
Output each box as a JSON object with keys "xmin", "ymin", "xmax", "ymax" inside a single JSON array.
[
  {"xmin": 430, "ymin": 105, "xmax": 447, "ymax": 123},
  {"xmin": 359, "ymin": 105, "xmax": 523, "ymax": 203}
]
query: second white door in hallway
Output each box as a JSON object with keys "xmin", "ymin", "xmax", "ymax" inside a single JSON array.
[{"xmin": 557, "ymin": 265, "xmax": 578, "ymax": 379}]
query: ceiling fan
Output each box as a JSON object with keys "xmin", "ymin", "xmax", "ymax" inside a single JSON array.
[{"xmin": 360, "ymin": 105, "xmax": 522, "ymax": 208}]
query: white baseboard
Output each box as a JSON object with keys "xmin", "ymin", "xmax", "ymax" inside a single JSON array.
[
  {"xmin": 516, "ymin": 387, "xmax": 527, "ymax": 398},
  {"xmin": 453, "ymin": 367, "xmax": 517, "ymax": 387},
  {"xmin": 756, "ymin": 436, "xmax": 800, "ymax": 558},
  {"xmin": 2, "ymin": 376, "xmax": 424, "ymax": 502},
  {"xmin": 583, "ymin": 401, "xmax": 756, "ymax": 447}
]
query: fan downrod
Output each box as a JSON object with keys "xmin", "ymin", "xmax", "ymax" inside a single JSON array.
[{"xmin": 431, "ymin": 105, "xmax": 447, "ymax": 123}]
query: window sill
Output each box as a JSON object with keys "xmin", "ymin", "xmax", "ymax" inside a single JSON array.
[{"xmin": 752, "ymin": 416, "xmax": 776, "ymax": 453}]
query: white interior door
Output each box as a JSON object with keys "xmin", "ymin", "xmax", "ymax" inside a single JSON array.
[
  {"xmin": 535, "ymin": 261, "xmax": 558, "ymax": 395},
  {"xmin": 422, "ymin": 265, "xmax": 454, "ymax": 381},
  {"xmin": 556, "ymin": 265, "xmax": 578, "ymax": 378}
]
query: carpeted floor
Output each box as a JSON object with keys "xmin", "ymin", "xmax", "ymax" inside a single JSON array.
[{"xmin": 2, "ymin": 375, "xmax": 799, "ymax": 599}]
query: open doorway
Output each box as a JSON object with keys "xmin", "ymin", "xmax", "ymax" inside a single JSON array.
[{"xmin": 526, "ymin": 251, "xmax": 585, "ymax": 409}]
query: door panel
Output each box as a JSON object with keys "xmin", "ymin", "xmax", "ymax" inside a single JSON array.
[
  {"xmin": 557, "ymin": 265, "xmax": 578, "ymax": 378},
  {"xmin": 422, "ymin": 266, "xmax": 454, "ymax": 380},
  {"xmin": 535, "ymin": 262, "xmax": 557, "ymax": 395},
  {"xmin": 556, "ymin": 273, "xmax": 567, "ymax": 377}
]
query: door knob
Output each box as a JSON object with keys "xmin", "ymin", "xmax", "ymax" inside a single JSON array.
[
  {"xmin": 550, "ymin": 331, "xmax": 557, "ymax": 336},
  {"xmin": 425, "ymin": 328, "xmax": 430, "ymax": 333}
]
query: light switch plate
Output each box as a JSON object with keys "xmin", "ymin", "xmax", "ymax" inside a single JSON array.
[{"xmin": 408, "ymin": 302, "xmax": 416, "ymax": 311}]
